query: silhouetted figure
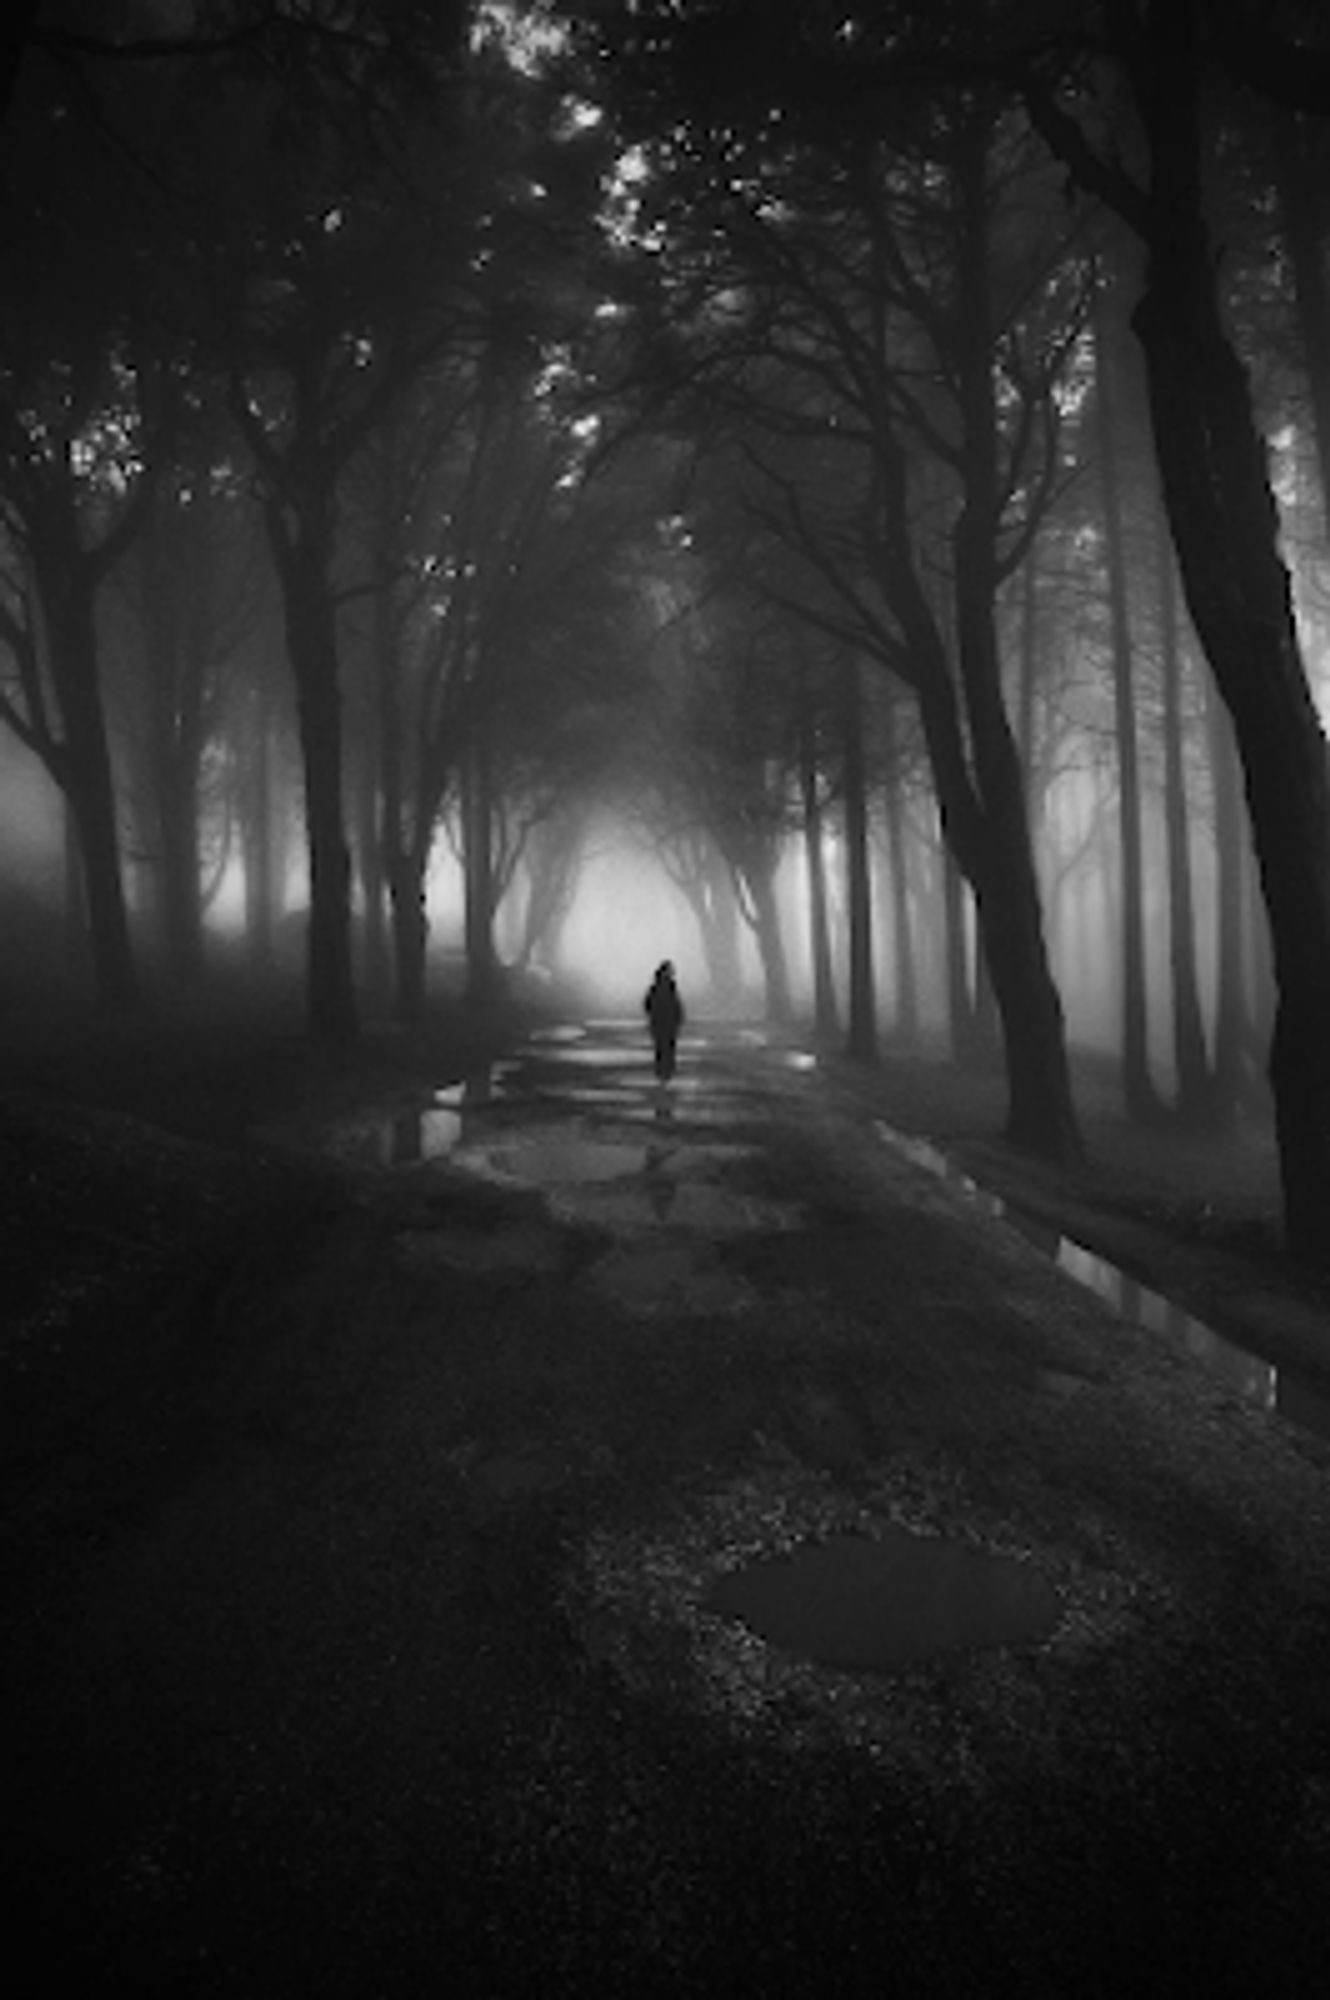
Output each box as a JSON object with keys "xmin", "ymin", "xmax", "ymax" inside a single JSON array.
[{"xmin": 644, "ymin": 960, "xmax": 684, "ymax": 1082}]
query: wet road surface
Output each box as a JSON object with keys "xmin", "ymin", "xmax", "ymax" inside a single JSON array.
[{"xmin": 5, "ymin": 1018, "xmax": 1330, "ymax": 1995}]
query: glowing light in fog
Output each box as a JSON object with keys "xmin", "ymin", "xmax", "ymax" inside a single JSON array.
[{"xmin": 557, "ymin": 838, "xmax": 705, "ymax": 1006}]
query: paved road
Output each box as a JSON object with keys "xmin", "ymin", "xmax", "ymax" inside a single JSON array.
[{"xmin": 5, "ymin": 1018, "xmax": 1330, "ymax": 1996}]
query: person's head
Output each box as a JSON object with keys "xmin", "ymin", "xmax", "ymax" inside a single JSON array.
[{"xmin": 655, "ymin": 960, "xmax": 675, "ymax": 983}]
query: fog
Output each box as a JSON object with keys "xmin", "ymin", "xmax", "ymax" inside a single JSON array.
[
  {"xmin": 552, "ymin": 837, "xmax": 710, "ymax": 1012},
  {"xmin": 0, "ymin": 680, "xmax": 1268, "ymax": 1107}
]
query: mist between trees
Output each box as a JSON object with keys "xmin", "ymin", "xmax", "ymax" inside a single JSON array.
[{"xmin": 2, "ymin": 1, "xmax": 1329, "ymax": 1266}]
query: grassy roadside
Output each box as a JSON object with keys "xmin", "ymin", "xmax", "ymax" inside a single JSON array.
[{"xmin": 811, "ymin": 1035, "xmax": 1330, "ymax": 1395}]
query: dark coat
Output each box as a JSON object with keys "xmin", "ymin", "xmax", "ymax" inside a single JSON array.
[{"xmin": 644, "ymin": 971, "xmax": 684, "ymax": 1035}]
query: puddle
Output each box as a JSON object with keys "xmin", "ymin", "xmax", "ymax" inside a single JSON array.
[
  {"xmin": 567, "ymin": 1464, "xmax": 1131, "ymax": 1749},
  {"xmin": 550, "ymin": 1046, "xmax": 654, "ymax": 1070},
  {"xmin": 329, "ymin": 1105, "xmax": 464, "ymax": 1166},
  {"xmin": 707, "ymin": 1528, "xmax": 1060, "ymax": 1671},
  {"xmin": 874, "ymin": 1120, "xmax": 1330, "ymax": 1444},
  {"xmin": 1053, "ymin": 1238, "xmax": 1279, "ymax": 1408},
  {"xmin": 529, "ymin": 1024, "xmax": 588, "ymax": 1045},
  {"xmin": 527, "ymin": 1084, "xmax": 649, "ymax": 1110},
  {"xmin": 617, "ymin": 1100, "xmax": 753, "ymax": 1131},
  {"xmin": 323, "ymin": 1073, "xmax": 505, "ymax": 1166}
]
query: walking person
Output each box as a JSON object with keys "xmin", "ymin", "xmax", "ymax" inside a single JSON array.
[{"xmin": 644, "ymin": 960, "xmax": 684, "ymax": 1082}]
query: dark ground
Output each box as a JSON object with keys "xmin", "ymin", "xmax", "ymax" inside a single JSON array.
[{"xmin": 3, "ymin": 987, "xmax": 1330, "ymax": 1996}]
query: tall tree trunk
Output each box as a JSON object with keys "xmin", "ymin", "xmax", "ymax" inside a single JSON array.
[
  {"xmin": 881, "ymin": 726, "xmax": 919, "ymax": 1046},
  {"xmin": 388, "ymin": 850, "xmax": 429, "ymax": 1024},
  {"xmin": 62, "ymin": 791, "xmax": 85, "ymax": 963},
  {"xmin": 269, "ymin": 507, "xmax": 358, "ymax": 1043},
  {"xmin": 747, "ymin": 861, "xmax": 792, "ymax": 1026},
  {"xmin": 971, "ymin": 907, "xmax": 1000, "ymax": 1059},
  {"xmin": 1243, "ymin": 831, "xmax": 1277, "ymax": 1110},
  {"xmin": 942, "ymin": 110, "xmax": 1080, "ymax": 1157},
  {"xmin": 372, "ymin": 578, "xmax": 424, "ymax": 1022},
  {"xmin": 1156, "ymin": 514, "xmax": 1212, "ymax": 1122},
  {"xmin": 355, "ymin": 740, "xmax": 390, "ymax": 1009},
  {"xmin": 242, "ymin": 696, "xmax": 282, "ymax": 976},
  {"xmin": 44, "ymin": 567, "xmax": 138, "ymax": 1013},
  {"xmin": 1204, "ymin": 647, "xmax": 1251, "ymax": 1130},
  {"xmin": 462, "ymin": 728, "xmax": 498, "ymax": 1006},
  {"xmin": 1094, "ymin": 282, "xmax": 1163, "ymax": 1121},
  {"xmin": 947, "ymin": 552, "xmax": 1079, "ymax": 1151},
  {"xmin": 844, "ymin": 103, "xmax": 1078, "ymax": 1156},
  {"xmin": 138, "ymin": 491, "xmax": 209, "ymax": 989},
  {"xmin": 157, "ymin": 768, "xmax": 205, "ymax": 984},
  {"xmin": 1016, "ymin": 551, "xmax": 1040, "ymax": 812},
  {"xmin": 841, "ymin": 653, "xmax": 876, "ymax": 1062},
  {"xmin": 1273, "ymin": 112, "xmax": 1330, "ymax": 548},
  {"xmin": 701, "ymin": 851, "xmax": 745, "ymax": 1012},
  {"xmin": 798, "ymin": 665, "xmax": 839, "ymax": 1039},
  {"xmin": 940, "ymin": 841, "xmax": 975, "ymax": 1064},
  {"xmin": 519, "ymin": 813, "xmax": 583, "ymax": 972},
  {"xmin": 1130, "ymin": 1, "xmax": 1330, "ymax": 1264},
  {"xmin": 724, "ymin": 840, "xmax": 791, "ymax": 1027}
]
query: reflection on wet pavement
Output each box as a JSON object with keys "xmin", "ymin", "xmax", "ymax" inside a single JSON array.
[
  {"xmin": 544, "ymin": 1045, "xmax": 655, "ymax": 1069},
  {"xmin": 325, "ymin": 1104, "xmax": 464, "ymax": 1167},
  {"xmin": 873, "ymin": 1117, "xmax": 1330, "ymax": 1444},
  {"xmin": 529, "ymin": 1084, "xmax": 644, "ymax": 1109},
  {"xmin": 314, "ymin": 1018, "xmax": 793, "ymax": 1168},
  {"xmin": 435, "ymin": 1021, "xmax": 810, "ymax": 1308},
  {"xmin": 304, "ymin": 1019, "xmax": 816, "ymax": 1318}
]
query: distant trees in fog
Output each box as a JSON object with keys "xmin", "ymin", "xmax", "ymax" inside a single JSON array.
[{"xmin": 0, "ymin": 1, "xmax": 640, "ymax": 1036}]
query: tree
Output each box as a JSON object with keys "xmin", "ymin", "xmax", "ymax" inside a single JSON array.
[
  {"xmin": 838, "ymin": 651, "xmax": 877, "ymax": 1062},
  {"xmin": 676, "ymin": 634, "xmax": 798, "ymax": 1024},
  {"xmin": 687, "ymin": 103, "xmax": 1084, "ymax": 1150},
  {"xmin": 110, "ymin": 473, "xmax": 265, "ymax": 982},
  {"xmin": 877, "ymin": 680, "xmax": 923, "ymax": 1046},
  {"xmin": 0, "ymin": 37, "xmax": 179, "ymax": 1010},
  {"xmin": 216, "ymin": 138, "xmax": 471, "ymax": 1039},
  {"xmin": 567, "ymin": 0, "xmax": 1330, "ymax": 1257},
  {"xmin": 795, "ymin": 645, "xmax": 840, "ymax": 1038},
  {"xmin": 1154, "ymin": 512, "xmax": 1216, "ymax": 1123},
  {"xmin": 1017, "ymin": 0, "xmax": 1330, "ymax": 1260},
  {"xmin": 1091, "ymin": 269, "xmax": 1166, "ymax": 1120}
]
